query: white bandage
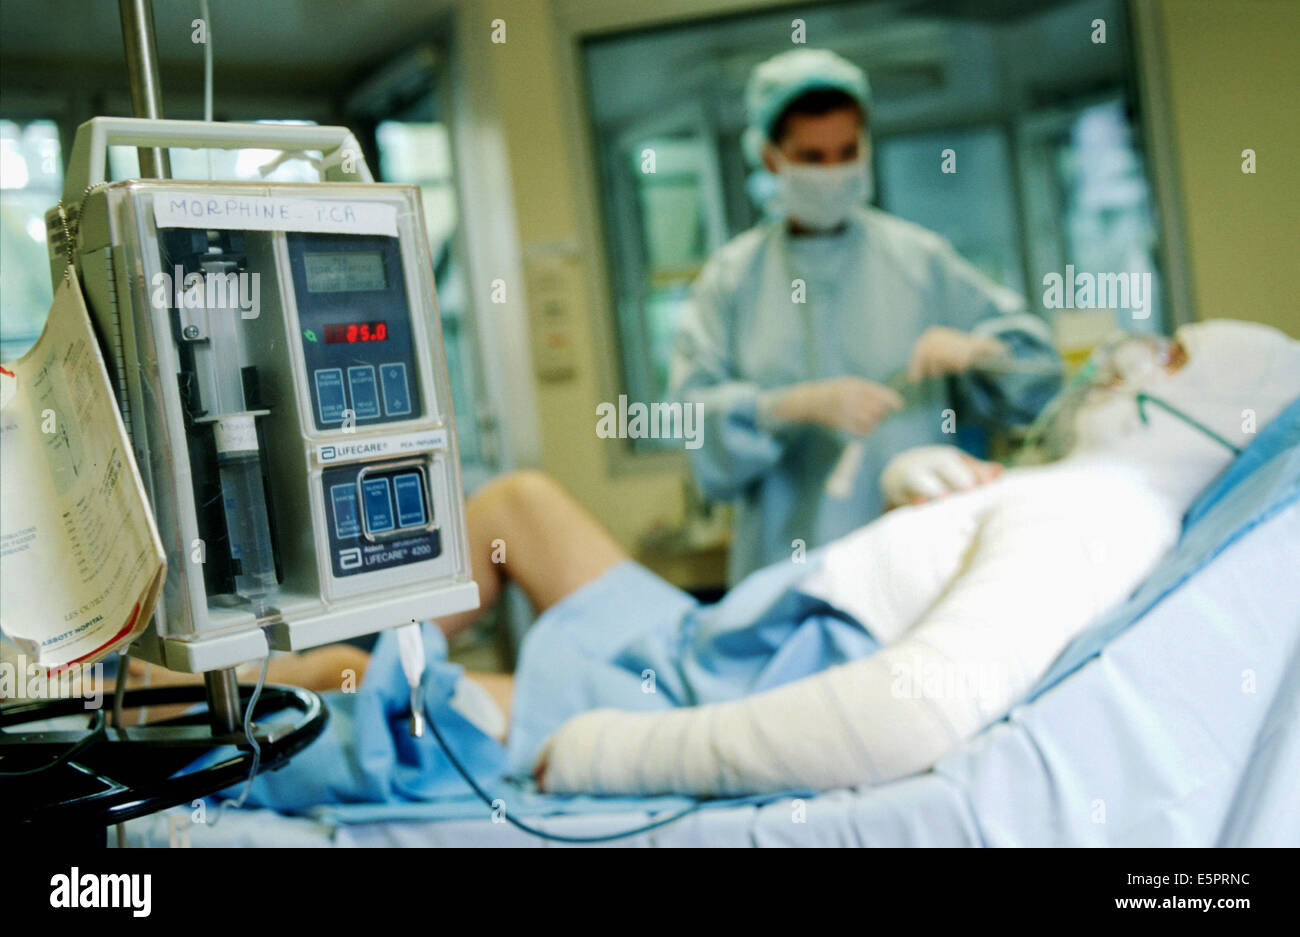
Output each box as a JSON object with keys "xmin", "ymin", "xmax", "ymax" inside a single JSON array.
[{"xmin": 540, "ymin": 465, "xmax": 1180, "ymax": 797}]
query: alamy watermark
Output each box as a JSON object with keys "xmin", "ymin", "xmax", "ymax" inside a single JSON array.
[
  {"xmin": 150, "ymin": 267, "xmax": 261, "ymax": 319},
  {"xmin": 1042, "ymin": 265, "xmax": 1153, "ymax": 320},
  {"xmin": 0, "ymin": 654, "xmax": 104, "ymax": 709},
  {"xmin": 49, "ymin": 867, "xmax": 151, "ymax": 917},
  {"xmin": 890, "ymin": 655, "xmax": 1007, "ymax": 703},
  {"xmin": 596, "ymin": 395, "xmax": 703, "ymax": 450}
]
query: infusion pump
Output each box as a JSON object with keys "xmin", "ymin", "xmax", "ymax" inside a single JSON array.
[{"xmin": 47, "ymin": 118, "xmax": 479, "ymax": 673}]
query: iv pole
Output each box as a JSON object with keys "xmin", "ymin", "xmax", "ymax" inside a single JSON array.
[
  {"xmin": 118, "ymin": 0, "xmax": 172, "ymax": 180},
  {"xmin": 117, "ymin": 0, "xmax": 242, "ymax": 735},
  {"xmin": 2, "ymin": 3, "xmax": 329, "ymax": 845}
]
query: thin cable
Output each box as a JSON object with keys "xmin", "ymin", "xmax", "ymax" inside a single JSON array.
[
  {"xmin": 424, "ymin": 701, "xmax": 701, "ymax": 844},
  {"xmin": 1137, "ymin": 392, "xmax": 1243, "ymax": 455},
  {"xmin": 0, "ymin": 709, "xmax": 106, "ymax": 776},
  {"xmin": 199, "ymin": 0, "xmax": 214, "ymax": 178},
  {"xmin": 231, "ymin": 658, "xmax": 268, "ymax": 806},
  {"xmin": 206, "ymin": 657, "xmax": 268, "ymax": 828}
]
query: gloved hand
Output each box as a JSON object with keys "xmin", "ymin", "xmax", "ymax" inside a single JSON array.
[
  {"xmin": 764, "ymin": 377, "xmax": 904, "ymax": 436},
  {"xmin": 880, "ymin": 444, "xmax": 1003, "ymax": 506},
  {"xmin": 907, "ymin": 326, "xmax": 1008, "ymax": 382}
]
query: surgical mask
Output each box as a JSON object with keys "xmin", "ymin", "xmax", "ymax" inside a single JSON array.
[
  {"xmin": 775, "ymin": 156, "xmax": 871, "ymax": 231},
  {"xmin": 1085, "ymin": 334, "xmax": 1173, "ymax": 387}
]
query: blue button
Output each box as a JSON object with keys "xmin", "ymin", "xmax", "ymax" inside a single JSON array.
[
  {"xmin": 392, "ymin": 472, "xmax": 426, "ymax": 527},
  {"xmin": 330, "ymin": 483, "xmax": 361, "ymax": 539},
  {"xmin": 347, "ymin": 365, "xmax": 381, "ymax": 419},
  {"xmin": 362, "ymin": 477, "xmax": 395, "ymax": 534},
  {"xmin": 380, "ymin": 362, "xmax": 412, "ymax": 417},
  {"xmin": 314, "ymin": 368, "xmax": 346, "ymax": 424}
]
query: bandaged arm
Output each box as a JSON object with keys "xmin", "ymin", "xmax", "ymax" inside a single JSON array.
[{"xmin": 539, "ymin": 476, "xmax": 1177, "ymax": 796}]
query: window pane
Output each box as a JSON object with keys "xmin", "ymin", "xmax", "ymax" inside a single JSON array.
[
  {"xmin": 593, "ymin": 115, "xmax": 724, "ymax": 451},
  {"xmin": 1058, "ymin": 100, "xmax": 1164, "ymax": 331},
  {"xmin": 876, "ymin": 127, "xmax": 1026, "ymax": 295},
  {"xmin": 374, "ymin": 119, "xmax": 482, "ymax": 466},
  {"xmin": 1, "ymin": 120, "xmax": 62, "ymax": 361}
]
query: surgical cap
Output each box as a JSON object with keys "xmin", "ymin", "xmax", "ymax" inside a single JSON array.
[{"xmin": 743, "ymin": 49, "xmax": 871, "ymax": 162}]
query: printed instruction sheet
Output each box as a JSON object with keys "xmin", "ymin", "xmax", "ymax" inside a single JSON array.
[{"xmin": 0, "ymin": 270, "xmax": 165, "ymax": 669}]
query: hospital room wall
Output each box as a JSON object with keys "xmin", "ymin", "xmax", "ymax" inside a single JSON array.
[
  {"xmin": 467, "ymin": 0, "xmax": 681, "ymax": 552},
  {"xmin": 1154, "ymin": 0, "xmax": 1299, "ymax": 338}
]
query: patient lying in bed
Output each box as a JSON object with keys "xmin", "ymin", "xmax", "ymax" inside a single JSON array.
[
  {"xmin": 266, "ymin": 319, "xmax": 1300, "ymax": 798},
  {"xmin": 521, "ymin": 320, "xmax": 1299, "ymax": 796}
]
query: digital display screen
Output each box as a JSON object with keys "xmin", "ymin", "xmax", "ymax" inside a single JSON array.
[
  {"xmin": 323, "ymin": 321, "xmax": 389, "ymax": 344},
  {"xmin": 304, "ymin": 251, "xmax": 387, "ymax": 293}
]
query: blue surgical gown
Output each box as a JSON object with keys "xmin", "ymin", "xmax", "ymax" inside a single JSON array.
[{"xmin": 670, "ymin": 206, "xmax": 1060, "ymax": 583}]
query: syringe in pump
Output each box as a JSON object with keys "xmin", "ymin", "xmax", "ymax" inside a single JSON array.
[
  {"xmin": 195, "ymin": 411, "xmax": 277, "ymax": 615},
  {"xmin": 167, "ymin": 229, "xmax": 279, "ymax": 617}
]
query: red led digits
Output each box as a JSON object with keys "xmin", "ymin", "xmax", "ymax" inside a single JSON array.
[{"xmin": 323, "ymin": 321, "xmax": 389, "ymax": 344}]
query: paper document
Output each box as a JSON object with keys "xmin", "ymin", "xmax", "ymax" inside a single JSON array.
[{"xmin": 0, "ymin": 270, "xmax": 165, "ymax": 669}]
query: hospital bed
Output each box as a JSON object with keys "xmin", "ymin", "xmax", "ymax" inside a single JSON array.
[{"xmin": 121, "ymin": 399, "xmax": 1300, "ymax": 847}]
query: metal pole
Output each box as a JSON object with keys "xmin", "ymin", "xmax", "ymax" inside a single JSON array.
[
  {"xmin": 117, "ymin": 0, "xmax": 249, "ymax": 738},
  {"xmin": 118, "ymin": 0, "xmax": 171, "ymax": 178},
  {"xmin": 204, "ymin": 669, "xmax": 243, "ymax": 735}
]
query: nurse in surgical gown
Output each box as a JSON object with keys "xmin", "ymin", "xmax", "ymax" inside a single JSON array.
[{"xmin": 670, "ymin": 49, "xmax": 1061, "ymax": 582}]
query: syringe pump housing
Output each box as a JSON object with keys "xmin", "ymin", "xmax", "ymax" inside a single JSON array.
[{"xmin": 47, "ymin": 118, "xmax": 479, "ymax": 673}]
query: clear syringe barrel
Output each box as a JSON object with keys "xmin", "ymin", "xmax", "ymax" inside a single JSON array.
[{"xmin": 211, "ymin": 412, "xmax": 277, "ymax": 608}]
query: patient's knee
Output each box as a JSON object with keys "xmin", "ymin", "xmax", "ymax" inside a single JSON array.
[{"xmin": 478, "ymin": 469, "xmax": 562, "ymax": 514}]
